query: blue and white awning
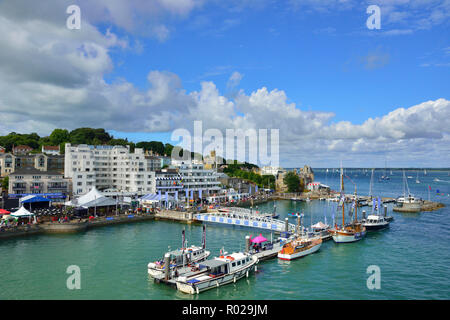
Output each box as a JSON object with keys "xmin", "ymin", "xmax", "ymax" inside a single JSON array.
[{"xmin": 140, "ymin": 194, "xmax": 161, "ymax": 201}]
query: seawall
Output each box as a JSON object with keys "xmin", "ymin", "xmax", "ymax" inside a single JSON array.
[{"xmin": 0, "ymin": 214, "xmax": 155, "ymax": 240}]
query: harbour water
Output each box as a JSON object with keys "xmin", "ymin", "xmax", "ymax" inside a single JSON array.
[{"xmin": 1, "ymin": 169, "xmax": 449, "ymax": 300}]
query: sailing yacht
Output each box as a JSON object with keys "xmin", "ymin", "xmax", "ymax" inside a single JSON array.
[
  {"xmin": 395, "ymin": 170, "xmax": 423, "ymax": 210},
  {"xmin": 328, "ymin": 166, "xmax": 366, "ymax": 243},
  {"xmin": 379, "ymin": 160, "xmax": 390, "ymax": 181},
  {"xmin": 415, "ymin": 171, "xmax": 420, "ymax": 184}
]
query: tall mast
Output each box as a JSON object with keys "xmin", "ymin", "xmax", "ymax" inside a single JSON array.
[
  {"xmin": 354, "ymin": 185, "xmax": 357, "ymax": 222},
  {"xmin": 369, "ymin": 168, "xmax": 374, "ymax": 199},
  {"xmin": 341, "ymin": 164, "xmax": 345, "ymax": 227}
]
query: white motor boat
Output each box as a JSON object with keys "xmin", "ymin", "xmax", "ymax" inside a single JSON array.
[
  {"xmin": 362, "ymin": 215, "xmax": 390, "ymax": 231},
  {"xmin": 148, "ymin": 227, "xmax": 210, "ymax": 278},
  {"xmin": 148, "ymin": 245, "xmax": 210, "ymax": 278},
  {"xmin": 176, "ymin": 252, "xmax": 258, "ymax": 294}
]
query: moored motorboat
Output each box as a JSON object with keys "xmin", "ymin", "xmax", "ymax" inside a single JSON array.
[
  {"xmin": 310, "ymin": 221, "xmax": 332, "ymax": 241},
  {"xmin": 175, "ymin": 252, "xmax": 258, "ymax": 294},
  {"xmin": 148, "ymin": 227, "xmax": 210, "ymax": 278},
  {"xmin": 362, "ymin": 214, "xmax": 390, "ymax": 231},
  {"xmin": 246, "ymin": 234, "xmax": 287, "ymax": 261}
]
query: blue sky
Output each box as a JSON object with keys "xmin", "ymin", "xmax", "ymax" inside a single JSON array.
[
  {"xmin": 0, "ymin": 0, "xmax": 449, "ymax": 167},
  {"xmin": 104, "ymin": 1, "xmax": 449, "ymax": 124}
]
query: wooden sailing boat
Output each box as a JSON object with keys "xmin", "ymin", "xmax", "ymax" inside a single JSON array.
[
  {"xmin": 278, "ymin": 213, "xmax": 322, "ymax": 261},
  {"xmin": 329, "ymin": 165, "xmax": 366, "ymax": 243}
]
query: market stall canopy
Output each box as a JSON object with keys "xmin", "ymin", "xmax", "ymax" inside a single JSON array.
[
  {"xmin": 251, "ymin": 234, "xmax": 267, "ymax": 244},
  {"xmin": 80, "ymin": 196, "xmax": 119, "ymax": 208},
  {"xmin": 0, "ymin": 209, "xmax": 11, "ymax": 215},
  {"xmin": 140, "ymin": 194, "xmax": 161, "ymax": 203},
  {"xmin": 11, "ymin": 206, "xmax": 35, "ymax": 217},
  {"xmin": 1, "ymin": 215, "xmax": 15, "ymax": 220},
  {"xmin": 20, "ymin": 195, "xmax": 50, "ymax": 204},
  {"xmin": 76, "ymin": 187, "xmax": 105, "ymax": 206}
]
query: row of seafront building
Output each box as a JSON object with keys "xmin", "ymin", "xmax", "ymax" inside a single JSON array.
[
  {"xmin": 1, "ymin": 142, "xmax": 317, "ymax": 205},
  {"xmin": 64, "ymin": 143, "xmax": 221, "ymax": 199},
  {"xmin": 2, "ymin": 143, "xmax": 223, "ymax": 202}
]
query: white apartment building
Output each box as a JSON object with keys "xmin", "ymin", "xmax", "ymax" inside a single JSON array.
[
  {"xmin": 64, "ymin": 144, "xmax": 156, "ymax": 196},
  {"xmin": 174, "ymin": 161, "xmax": 221, "ymax": 198},
  {"xmin": 260, "ymin": 166, "xmax": 282, "ymax": 176}
]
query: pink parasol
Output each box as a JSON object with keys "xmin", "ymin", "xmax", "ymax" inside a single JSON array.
[{"xmin": 251, "ymin": 234, "xmax": 267, "ymax": 244}]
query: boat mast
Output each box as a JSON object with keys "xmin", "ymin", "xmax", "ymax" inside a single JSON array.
[
  {"xmin": 354, "ymin": 185, "xmax": 357, "ymax": 222},
  {"xmin": 369, "ymin": 168, "xmax": 374, "ymax": 199},
  {"xmin": 341, "ymin": 163, "xmax": 345, "ymax": 227}
]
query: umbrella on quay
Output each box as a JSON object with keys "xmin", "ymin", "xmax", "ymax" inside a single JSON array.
[
  {"xmin": 0, "ymin": 209, "xmax": 11, "ymax": 215},
  {"xmin": 251, "ymin": 234, "xmax": 268, "ymax": 244}
]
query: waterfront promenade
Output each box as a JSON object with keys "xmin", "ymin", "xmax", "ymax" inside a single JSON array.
[{"xmin": 0, "ymin": 213, "xmax": 155, "ymax": 239}]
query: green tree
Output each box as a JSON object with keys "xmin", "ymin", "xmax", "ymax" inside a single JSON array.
[
  {"xmin": 164, "ymin": 143, "xmax": 174, "ymax": 157},
  {"xmin": 49, "ymin": 129, "xmax": 70, "ymax": 145},
  {"xmin": 1, "ymin": 176, "xmax": 9, "ymax": 190},
  {"xmin": 283, "ymin": 172, "xmax": 301, "ymax": 193}
]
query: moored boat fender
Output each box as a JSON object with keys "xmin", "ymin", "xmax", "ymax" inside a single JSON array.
[
  {"xmin": 246, "ymin": 270, "xmax": 249, "ymax": 278},
  {"xmin": 233, "ymin": 276, "xmax": 236, "ymax": 283}
]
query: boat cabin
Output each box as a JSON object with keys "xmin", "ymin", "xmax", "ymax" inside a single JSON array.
[
  {"xmin": 166, "ymin": 247, "xmax": 205, "ymax": 265},
  {"xmin": 366, "ymin": 215, "xmax": 385, "ymax": 224}
]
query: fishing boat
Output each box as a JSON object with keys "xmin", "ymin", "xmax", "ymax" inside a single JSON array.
[
  {"xmin": 278, "ymin": 236, "xmax": 322, "ymax": 261},
  {"xmin": 175, "ymin": 252, "xmax": 258, "ymax": 294},
  {"xmin": 148, "ymin": 227, "xmax": 210, "ymax": 278},
  {"xmin": 362, "ymin": 215, "xmax": 390, "ymax": 231},
  {"xmin": 328, "ymin": 165, "xmax": 366, "ymax": 243}
]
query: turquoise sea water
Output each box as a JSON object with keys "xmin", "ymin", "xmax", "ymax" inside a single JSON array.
[{"xmin": 0, "ymin": 169, "xmax": 449, "ymax": 300}]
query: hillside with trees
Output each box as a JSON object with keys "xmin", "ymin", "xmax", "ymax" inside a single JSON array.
[{"xmin": 0, "ymin": 128, "xmax": 175, "ymax": 156}]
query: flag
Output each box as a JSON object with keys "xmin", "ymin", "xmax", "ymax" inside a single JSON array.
[
  {"xmin": 372, "ymin": 198, "xmax": 376, "ymax": 211},
  {"xmin": 437, "ymin": 189, "xmax": 440, "ymax": 194},
  {"xmin": 202, "ymin": 225, "xmax": 206, "ymax": 249},
  {"xmin": 190, "ymin": 189, "xmax": 194, "ymax": 200},
  {"xmin": 158, "ymin": 190, "xmax": 161, "ymax": 201},
  {"xmin": 199, "ymin": 189, "xmax": 202, "ymax": 200},
  {"xmin": 339, "ymin": 196, "xmax": 344, "ymax": 207},
  {"xmin": 182, "ymin": 230, "xmax": 185, "ymax": 250},
  {"xmin": 165, "ymin": 192, "xmax": 168, "ymax": 207},
  {"xmin": 249, "ymin": 185, "xmax": 252, "ymax": 194},
  {"xmin": 175, "ymin": 191, "xmax": 178, "ymax": 202},
  {"xmin": 378, "ymin": 197, "xmax": 382, "ymax": 211},
  {"xmin": 428, "ymin": 185, "xmax": 431, "ymax": 190},
  {"xmin": 185, "ymin": 189, "xmax": 188, "ymax": 199}
]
